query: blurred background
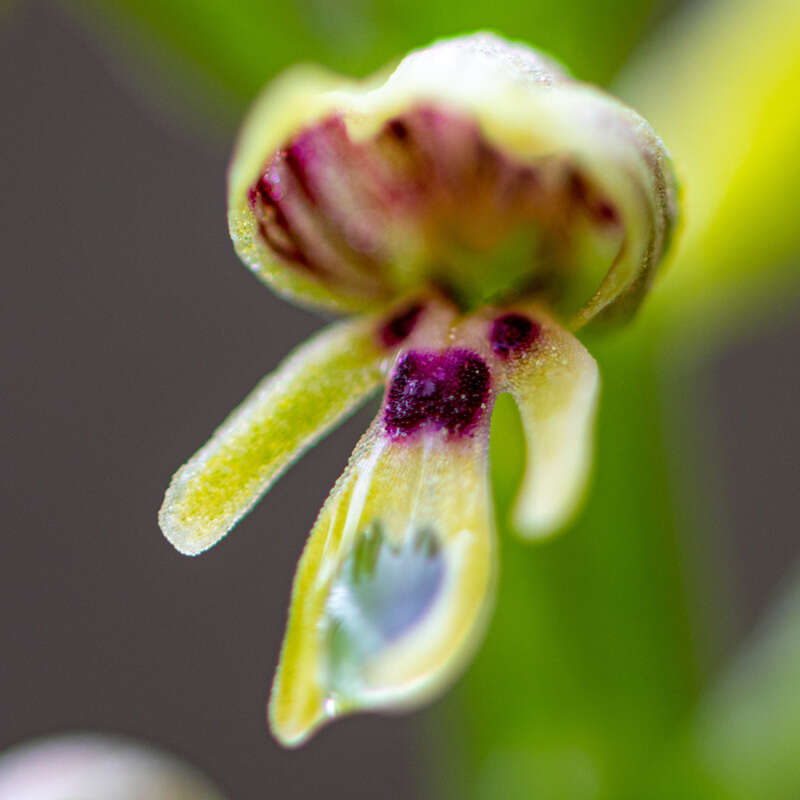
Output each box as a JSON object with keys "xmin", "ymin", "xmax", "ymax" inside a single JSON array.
[{"xmin": 1, "ymin": 0, "xmax": 798, "ymax": 797}]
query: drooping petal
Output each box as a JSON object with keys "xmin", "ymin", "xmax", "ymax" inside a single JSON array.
[
  {"xmin": 270, "ymin": 345, "xmax": 496, "ymax": 746},
  {"xmin": 483, "ymin": 304, "xmax": 600, "ymax": 537},
  {"xmin": 159, "ymin": 296, "xmax": 455, "ymax": 554},
  {"xmin": 159, "ymin": 314, "xmax": 382, "ymax": 555}
]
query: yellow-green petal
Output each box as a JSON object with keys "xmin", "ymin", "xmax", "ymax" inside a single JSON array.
[
  {"xmin": 159, "ymin": 314, "xmax": 384, "ymax": 555},
  {"xmin": 509, "ymin": 314, "xmax": 598, "ymax": 537},
  {"xmin": 269, "ymin": 401, "xmax": 495, "ymax": 746},
  {"xmin": 487, "ymin": 304, "xmax": 599, "ymax": 537}
]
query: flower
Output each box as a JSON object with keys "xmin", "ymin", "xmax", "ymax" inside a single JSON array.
[{"xmin": 158, "ymin": 33, "xmax": 677, "ymax": 746}]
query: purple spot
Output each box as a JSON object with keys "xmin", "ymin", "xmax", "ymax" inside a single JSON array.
[
  {"xmin": 490, "ymin": 313, "xmax": 541, "ymax": 359},
  {"xmin": 385, "ymin": 352, "xmax": 441, "ymax": 436},
  {"xmin": 387, "ymin": 118, "xmax": 410, "ymax": 141},
  {"xmin": 250, "ymin": 168, "xmax": 315, "ymax": 272},
  {"xmin": 568, "ymin": 169, "xmax": 589, "ymax": 204},
  {"xmin": 380, "ymin": 303, "xmax": 423, "ymax": 348},
  {"xmin": 568, "ymin": 169, "xmax": 620, "ymax": 226},
  {"xmin": 593, "ymin": 200, "xmax": 620, "ymax": 226},
  {"xmin": 384, "ymin": 349, "xmax": 490, "ymax": 438},
  {"xmin": 440, "ymin": 352, "xmax": 491, "ymax": 435}
]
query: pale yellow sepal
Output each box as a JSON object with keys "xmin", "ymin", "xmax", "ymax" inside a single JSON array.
[
  {"xmin": 227, "ymin": 65, "xmax": 373, "ymax": 312},
  {"xmin": 269, "ymin": 420, "xmax": 495, "ymax": 747},
  {"xmin": 501, "ymin": 306, "xmax": 599, "ymax": 537},
  {"xmin": 159, "ymin": 314, "xmax": 384, "ymax": 555}
]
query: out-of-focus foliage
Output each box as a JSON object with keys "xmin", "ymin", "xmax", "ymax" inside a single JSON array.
[
  {"xmin": 619, "ymin": 0, "xmax": 800, "ymax": 339},
  {"xmin": 67, "ymin": 0, "xmax": 669, "ymax": 125},
  {"xmin": 653, "ymin": 568, "xmax": 800, "ymax": 800}
]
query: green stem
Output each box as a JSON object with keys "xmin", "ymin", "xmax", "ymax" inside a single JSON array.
[{"xmin": 429, "ymin": 327, "xmax": 705, "ymax": 799}]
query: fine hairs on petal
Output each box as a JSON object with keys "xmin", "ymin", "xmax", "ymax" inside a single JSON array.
[{"xmin": 159, "ymin": 314, "xmax": 385, "ymax": 555}]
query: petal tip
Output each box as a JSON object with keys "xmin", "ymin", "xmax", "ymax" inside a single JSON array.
[{"xmin": 157, "ymin": 471, "xmax": 231, "ymax": 556}]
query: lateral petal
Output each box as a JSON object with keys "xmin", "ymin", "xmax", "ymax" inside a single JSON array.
[
  {"xmin": 487, "ymin": 305, "xmax": 599, "ymax": 537},
  {"xmin": 159, "ymin": 314, "xmax": 384, "ymax": 555}
]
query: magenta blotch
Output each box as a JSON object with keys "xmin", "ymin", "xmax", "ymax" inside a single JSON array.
[
  {"xmin": 384, "ymin": 349, "xmax": 491, "ymax": 438},
  {"xmin": 490, "ymin": 313, "xmax": 541, "ymax": 358}
]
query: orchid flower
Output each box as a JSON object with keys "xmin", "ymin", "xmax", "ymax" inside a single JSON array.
[{"xmin": 158, "ymin": 33, "xmax": 677, "ymax": 746}]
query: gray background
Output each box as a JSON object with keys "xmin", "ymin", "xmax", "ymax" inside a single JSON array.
[{"xmin": 1, "ymin": 2, "xmax": 798, "ymax": 797}]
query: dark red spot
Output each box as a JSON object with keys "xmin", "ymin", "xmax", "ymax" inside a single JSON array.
[
  {"xmin": 385, "ymin": 352, "xmax": 440, "ymax": 437},
  {"xmin": 593, "ymin": 200, "xmax": 620, "ymax": 226},
  {"xmin": 284, "ymin": 146, "xmax": 317, "ymax": 204},
  {"xmin": 256, "ymin": 201, "xmax": 314, "ymax": 271},
  {"xmin": 248, "ymin": 161, "xmax": 319, "ymax": 273},
  {"xmin": 387, "ymin": 119, "xmax": 410, "ymax": 141},
  {"xmin": 380, "ymin": 303, "xmax": 423, "ymax": 348},
  {"xmin": 490, "ymin": 313, "xmax": 541, "ymax": 359},
  {"xmin": 568, "ymin": 169, "xmax": 589, "ymax": 204},
  {"xmin": 384, "ymin": 349, "xmax": 490, "ymax": 438},
  {"xmin": 440, "ymin": 352, "xmax": 491, "ymax": 435},
  {"xmin": 568, "ymin": 169, "xmax": 620, "ymax": 226}
]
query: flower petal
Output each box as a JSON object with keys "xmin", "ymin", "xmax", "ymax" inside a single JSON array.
[
  {"xmin": 159, "ymin": 313, "xmax": 384, "ymax": 555},
  {"xmin": 269, "ymin": 358, "xmax": 496, "ymax": 746},
  {"xmin": 488, "ymin": 305, "xmax": 599, "ymax": 537}
]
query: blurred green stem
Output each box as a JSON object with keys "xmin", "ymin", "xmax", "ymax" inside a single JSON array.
[{"xmin": 431, "ymin": 327, "xmax": 705, "ymax": 799}]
